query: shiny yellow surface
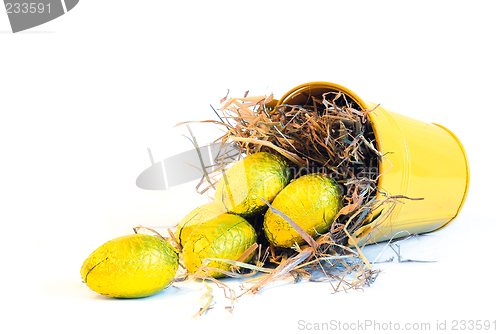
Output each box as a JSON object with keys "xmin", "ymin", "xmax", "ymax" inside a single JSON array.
[
  {"xmin": 276, "ymin": 82, "xmax": 470, "ymax": 246},
  {"xmin": 263, "ymin": 173, "xmax": 343, "ymax": 248},
  {"xmin": 215, "ymin": 152, "xmax": 291, "ymax": 218},
  {"xmin": 182, "ymin": 213, "xmax": 257, "ymax": 278},
  {"xmin": 81, "ymin": 234, "xmax": 179, "ymax": 298},
  {"xmin": 352, "ymin": 105, "xmax": 470, "ymax": 245},
  {"xmin": 175, "ymin": 202, "xmax": 226, "ymax": 247}
]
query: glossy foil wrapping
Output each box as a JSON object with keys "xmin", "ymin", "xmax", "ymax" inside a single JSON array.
[
  {"xmin": 263, "ymin": 173, "xmax": 343, "ymax": 248},
  {"xmin": 175, "ymin": 202, "xmax": 226, "ymax": 247},
  {"xmin": 215, "ymin": 152, "xmax": 291, "ymax": 217},
  {"xmin": 80, "ymin": 234, "xmax": 179, "ymax": 298},
  {"xmin": 183, "ymin": 213, "xmax": 257, "ymax": 278}
]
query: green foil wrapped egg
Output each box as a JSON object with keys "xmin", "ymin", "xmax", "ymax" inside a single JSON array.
[
  {"xmin": 183, "ymin": 213, "xmax": 257, "ymax": 278},
  {"xmin": 175, "ymin": 202, "xmax": 226, "ymax": 247},
  {"xmin": 215, "ymin": 152, "xmax": 291, "ymax": 218},
  {"xmin": 263, "ymin": 173, "xmax": 343, "ymax": 248},
  {"xmin": 81, "ymin": 234, "xmax": 179, "ymax": 298}
]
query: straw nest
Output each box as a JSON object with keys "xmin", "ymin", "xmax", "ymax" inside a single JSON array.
[{"xmin": 169, "ymin": 89, "xmax": 406, "ymax": 315}]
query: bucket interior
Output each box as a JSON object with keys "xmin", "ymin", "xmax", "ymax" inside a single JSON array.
[
  {"xmin": 274, "ymin": 82, "xmax": 382, "ymax": 239},
  {"xmin": 277, "ymin": 83, "xmax": 380, "ymax": 183}
]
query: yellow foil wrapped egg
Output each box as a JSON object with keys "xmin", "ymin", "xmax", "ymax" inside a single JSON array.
[
  {"xmin": 81, "ymin": 234, "xmax": 179, "ymax": 298},
  {"xmin": 183, "ymin": 213, "xmax": 257, "ymax": 278},
  {"xmin": 263, "ymin": 173, "xmax": 343, "ymax": 248},
  {"xmin": 215, "ymin": 152, "xmax": 291, "ymax": 218},
  {"xmin": 175, "ymin": 202, "xmax": 226, "ymax": 247}
]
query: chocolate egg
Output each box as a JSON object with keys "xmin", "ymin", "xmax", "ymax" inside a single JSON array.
[
  {"xmin": 215, "ymin": 152, "xmax": 291, "ymax": 217},
  {"xmin": 175, "ymin": 202, "xmax": 226, "ymax": 247},
  {"xmin": 263, "ymin": 173, "xmax": 343, "ymax": 248},
  {"xmin": 81, "ymin": 234, "xmax": 179, "ymax": 298},
  {"xmin": 182, "ymin": 213, "xmax": 257, "ymax": 278}
]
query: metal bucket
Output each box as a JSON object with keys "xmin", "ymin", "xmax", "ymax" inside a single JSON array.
[{"xmin": 275, "ymin": 82, "xmax": 470, "ymax": 246}]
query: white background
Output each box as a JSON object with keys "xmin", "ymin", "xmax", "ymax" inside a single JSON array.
[{"xmin": 1, "ymin": 1, "xmax": 499, "ymax": 333}]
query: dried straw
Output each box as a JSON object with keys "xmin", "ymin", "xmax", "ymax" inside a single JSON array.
[{"xmin": 173, "ymin": 90, "xmax": 412, "ymax": 313}]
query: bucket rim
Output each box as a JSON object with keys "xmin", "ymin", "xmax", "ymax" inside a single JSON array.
[{"xmin": 277, "ymin": 81, "xmax": 369, "ymax": 110}]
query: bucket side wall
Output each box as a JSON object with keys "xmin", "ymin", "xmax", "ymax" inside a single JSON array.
[
  {"xmin": 352, "ymin": 104, "xmax": 469, "ymax": 245},
  {"xmin": 390, "ymin": 111, "xmax": 468, "ymax": 227}
]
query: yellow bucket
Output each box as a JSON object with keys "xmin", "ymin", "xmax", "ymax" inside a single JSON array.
[{"xmin": 274, "ymin": 82, "xmax": 470, "ymax": 246}]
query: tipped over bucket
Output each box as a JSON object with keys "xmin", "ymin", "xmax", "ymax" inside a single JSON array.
[{"xmin": 275, "ymin": 82, "xmax": 470, "ymax": 246}]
